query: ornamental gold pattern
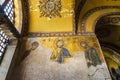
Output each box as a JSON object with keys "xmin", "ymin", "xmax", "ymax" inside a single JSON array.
[{"xmin": 39, "ymin": 0, "xmax": 62, "ymax": 18}]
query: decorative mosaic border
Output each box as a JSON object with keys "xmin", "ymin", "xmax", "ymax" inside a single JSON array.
[
  {"xmin": 75, "ymin": 0, "xmax": 87, "ymax": 33},
  {"xmin": 27, "ymin": 32, "xmax": 74, "ymax": 37},
  {"xmin": 93, "ymin": 12, "xmax": 120, "ymax": 33},
  {"xmin": 97, "ymin": 13, "xmax": 120, "ymax": 25},
  {"xmin": 27, "ymin": 32, "xmax": 95, "ymax": 37},
  {"xmin": 80, "ymin": 6, "xmax": 120, "ymax": 32},
  {"xmin": 21, "ymin": 0, "xmax": 29, "ymax": 37},
  {"xmin": 72, "ymin": 0, "xmax": 76, "ymax": 35}
]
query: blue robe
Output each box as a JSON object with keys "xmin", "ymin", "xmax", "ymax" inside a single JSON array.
[{"xmin": 58, "ymin": 48, "xmax": 71, "ymax": 63}]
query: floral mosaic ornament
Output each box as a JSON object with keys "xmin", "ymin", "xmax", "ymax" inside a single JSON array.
[{"xmin": 39, "ymin": 0, "xmax": 62, "ymax": 18}]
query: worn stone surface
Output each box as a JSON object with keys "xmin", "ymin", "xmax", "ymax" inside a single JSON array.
[
  {"xmin": 11, "ymin": 45, "xmax": 89, "ymax": 80},
  {"xmin": 0, "ymin": 45, "xmax": 17, "ymax": 80},
  {"xmin": 11, "ymin": 45, "xmax": 111, "ymax": 80}
]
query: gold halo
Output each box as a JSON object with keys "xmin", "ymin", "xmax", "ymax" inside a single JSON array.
[
  {"xmin": 77, "ymin": 37, "xmax": 88, "ymax": 47},
  {"xmin": 53, "ymin": 38, "xmax": 63, "ymax": 48}
]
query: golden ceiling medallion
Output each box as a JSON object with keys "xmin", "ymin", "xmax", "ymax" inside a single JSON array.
[{"xmin": 39, "ymin": 0, "xmax": 62, "ymax": 18}]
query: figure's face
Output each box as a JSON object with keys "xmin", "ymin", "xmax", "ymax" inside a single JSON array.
[
  {"xmin": 80, "ymin": 42, "xmax": 87, "ymax": 49},
  {"xmin": 56, "ymin": 40, "xmax": 64, "ymax": 48},
  {"xmin": 31, "ymin": 42, "xmax": 39, "ymax": 50}
]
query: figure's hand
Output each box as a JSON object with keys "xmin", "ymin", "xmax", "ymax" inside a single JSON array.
[{"xmin": 86, "ymin": 59, "xmax": 92, "ymax": 63}]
